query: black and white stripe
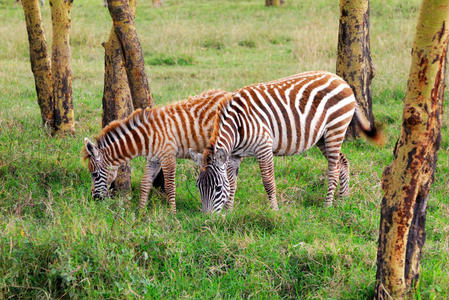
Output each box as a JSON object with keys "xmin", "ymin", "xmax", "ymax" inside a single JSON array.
[{"xmin": 195, "ymin": 71, "xmax": 380, "ymax": 212}]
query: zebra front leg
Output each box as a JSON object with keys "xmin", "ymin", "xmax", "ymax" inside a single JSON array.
[
  {"xmin": 139, "ymin": 158, "xmax": 161, "ymax": 210},
  {"xmin": 257, "ymin": 149, "xmax": 278, "ymax": 210},
  {"xmin": 338, "ymin": 153, "xmax": 350, "ymax": 197},
  {"xmin": 225, "ymin": 156, "xmax": 242, "ymax": 210},
  {"xmin": 161, "ymin": 156, "xmax": 177, "ymax": 213}
]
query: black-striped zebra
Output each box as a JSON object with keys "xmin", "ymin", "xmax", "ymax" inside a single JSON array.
[
  {"xmin": 83, "ymin": 89, "xmax": 242, "ymax": 212},
  {"xmin": 190, "ymin": 71, "xmax": 382, "ymax": 212}
]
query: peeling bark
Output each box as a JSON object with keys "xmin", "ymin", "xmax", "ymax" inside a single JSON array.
[
  {"xmin": 375, "ymin": 1, "xmax": 449, "ymax": 298},
  {"xmin": 50, "ymin": 0, "xmax": 74, "ymax": 134},
  {"xmin": 336, "ymin": 0, "xmax": 374, "ymax": 138},
  {"xmin": 22, "ymin": 0, "xmax": 53, "ymax": 127},
  {"xmin": 106, "ymin": 0, "xmax": 153, "ymax": 109},
  {"xmin": 103, "ymin": 0, "xmax": 163, "ymax": 193},
  {"xmin": 102, "ymin": 26, "xmax": 134, "ymax": 195}
]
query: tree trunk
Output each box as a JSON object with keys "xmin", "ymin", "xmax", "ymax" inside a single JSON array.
[
  {"xmin": 375, "ymin": 1, "xmax": 449, "ymax": 298},
  {"xmin": 104, "ymin": 0, "xmax": 164, "ymax": 193},
  {"xmin": 336, "ymin": 0, "xmax": 374, "ymax": 138},
  {"xmin": 106, "ymin": 0, "xmax": 153, "ymax": 109},
  {"xmin": 22, "ymin": 0, "xmax": 53, "ymax": 127},
  {"xmin": 265, "ymin": 0, "xmax": 284, "ymax": 6},
  {"xmin": 102, "ymin": 26, "xmax": 134, "ymax": 195},
  {"xmin": 50, "ymin": 0, "xmax": 74, "ymax": 134}
]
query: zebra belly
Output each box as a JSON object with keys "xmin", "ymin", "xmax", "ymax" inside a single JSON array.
[{"xmin": 272, "ymin": 124, "xmax": 325, "ymax": 156}]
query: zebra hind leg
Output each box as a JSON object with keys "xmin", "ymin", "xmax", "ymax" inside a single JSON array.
[
  {"xmin": 161, "ymin": 156, "xmax": 177, "ymax": 213},
  {"xmin": 338, "ymin": 153, "xmax": 350, "ymax": 197},
  {"xmin": 318, "ymin": 138, "xmax": 350, "ymax": 200},
  {"xmin": 139, "ymin": 158, "xmax": 161, "ymax": 210},
  {"xmin": 256, "ymin": 148, "xmax": 279, "ymax": 211},
  {"xmin": 317, "ymin": 138, "xmax": 338, "ymax": 206},
  {"xmin": 320, "ymin": 134, "xmax": 344, "ymax": 207},
  {"xmin": 324, "ymin": 153, "xmax": 340, "ymax": 207}
]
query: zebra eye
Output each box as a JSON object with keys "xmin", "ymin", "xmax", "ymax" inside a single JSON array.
[
  {"xmin": 215, "ymin": 185, "xmax": 222, "ymax": 193},
  {"xmin": 92, "ymin": 171, "xmax": 99, "ymax": 178}
]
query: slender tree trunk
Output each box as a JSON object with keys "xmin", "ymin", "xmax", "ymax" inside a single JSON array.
[
  {"xmin": 336, "ymin": 0, "xmax": 374, "ymax": 138},
  {"xmin": 102, "ymin": 26, "xmax": 134, "ymax": 195},
  {"xmin": 50, "ymin": 0, "xmax": 74, "ymax": 134},
  {"xmin": 106, "ymin": 0, "xmax": 153, "ymax": 109},
  {"xmin": 22, "ymin": 0, "xmax": 53, "ymax": 127},
  {"xmin": 375, "ymin": 1, "xmax": 449, "ymax": 298}
]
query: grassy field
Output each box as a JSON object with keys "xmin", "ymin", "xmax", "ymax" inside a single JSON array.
[{"xmin": 1, "ymin": 0, "xmax": 448, "ymax": 298}]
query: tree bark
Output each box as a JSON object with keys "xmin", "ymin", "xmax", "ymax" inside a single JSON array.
[
  {"xmin": 106, "ymin": 0, "xmax": 153, "ymax": 109},
  {"xmin": 375, "ymin": 1, "xmax": 449, "ymax": 298},
  {"xmin": 102, "ymin": 26, "xmax": 134, "ymax": 195},
  {"xmin": 265, "ymin": 0, "xmax": 284, "ymax": 6},
  {"xmin": 50, "ymin": 0, "xmax": 75, "ymax": 134},
  {"xmin": 103, "ymin": 0, "xmax": 164, "ymax": 194},
  {"xmin": 336, "ymin": 0, "xmax": 374, "ymax": 138},
  {"xmin": 22, "ymin": 0, "xmax": 53, "ymax": 127}
]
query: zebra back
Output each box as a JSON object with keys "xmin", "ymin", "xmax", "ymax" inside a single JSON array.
[
  {"xmin": 94, "ymin": 89, "xmax": 230, "ymax": 163},
  {"xmin": 207, "ymin": 71, "xmax": 358, "ymax": 159}
]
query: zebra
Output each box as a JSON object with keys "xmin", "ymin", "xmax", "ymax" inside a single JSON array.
[
  {"xmin": 189, "ymin": 71, "xmax": 383, "ymax": 212},
  {"xmin": 82, "ymin": 89, "xmax": 242, "ymax": 213}
]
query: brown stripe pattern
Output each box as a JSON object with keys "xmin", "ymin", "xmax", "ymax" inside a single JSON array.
[{"xmin": 83, "ymin": 90, "xmax": 239, "ymax": 212}]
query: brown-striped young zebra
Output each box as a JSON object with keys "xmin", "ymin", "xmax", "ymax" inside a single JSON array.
[
  {"xmin": 190, "ymin": 71, "xmax": 382, "ymax": 212},
  {"xmin": 83, "ymin": 89, "xmax": 241, "ymax": 212}
]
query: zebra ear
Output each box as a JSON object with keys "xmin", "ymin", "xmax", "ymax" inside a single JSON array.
[
  {"xmin": 187, "ymin": 148, "xmax": 203, "ymax": 167},
  {"xmin": 84, "ymin": 138, "xmax": 100, "ymax": 160},
  {"xmin": 214, "ymin": 148, "xmax": 228, "ymax": 167}
]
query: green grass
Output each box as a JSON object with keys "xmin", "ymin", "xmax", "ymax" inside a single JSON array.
[{"xmin": 1, "ymin": 0, "xmax": 448, "ymax": 298}]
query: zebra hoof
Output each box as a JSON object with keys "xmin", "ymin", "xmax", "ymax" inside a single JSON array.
[{"xmin": 324, "ymin": 201, "xmax": 333, "ymax": 208}]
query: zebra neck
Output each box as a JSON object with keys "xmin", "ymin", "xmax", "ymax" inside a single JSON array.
[
  {"xmin": 214, "ymin": 134, "xmax": 236, "ymax": 157},
  {"xmin": 214, "ymin": 115, "xmax": 240, "ymax": 155},
  {"xmin": 98, "ymin": 111, "xmax": 154, "ymax": 165},
  {"xmin": 101, "ymin": 142, "xmax": 135, "ymax": 167}
]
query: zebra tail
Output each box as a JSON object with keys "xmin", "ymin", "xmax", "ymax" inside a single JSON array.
[{"xmin": 354, "ymin": 105, "xmax": 385, "ymax": 146}]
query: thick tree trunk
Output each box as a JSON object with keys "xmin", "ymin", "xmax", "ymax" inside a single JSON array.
[
  {"xmin": 22, "ymin": 0, "xmax": 53, "ymax": 127},
  {"xmin": 102, "ymin": 27, "xmax": 134, "ymax": 195},
  {"xmin": 336, "ymin": 0, "xmax": 374, "ymax": 138},
  {"xmin": 103, "ymin": 0, "xmax": 164, "ymax": 194},
  {"xmin": 50, "ymin": 0, "xmax": 74, "ymax": 134},
  {"xmin": 106, "ymin": 0, "xmax": 153, "ymax": 109},
  {"xmin": 375, "ymin": 1, "xmax": 449, "ymax": 298}
]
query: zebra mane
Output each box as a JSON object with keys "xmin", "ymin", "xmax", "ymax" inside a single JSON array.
[
  {"xmin": 204, "ymin": 92, "xmax": 234, "ymax": 164},
  {"xmin": 95, "ymin": 108, "xmax": 148, "ymax": 149},
  {"xmin": 167, "ymin": 89, "xmax": 229, "ymax": 114}
]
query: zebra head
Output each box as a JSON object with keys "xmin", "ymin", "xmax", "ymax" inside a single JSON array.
[
  {"xmin": 191, "ymin": 148, "xmax": 230, "ymax": 213},
  {"xmin": 83, "ymin": 138, "xmax": 118, "ymax": 200}
]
